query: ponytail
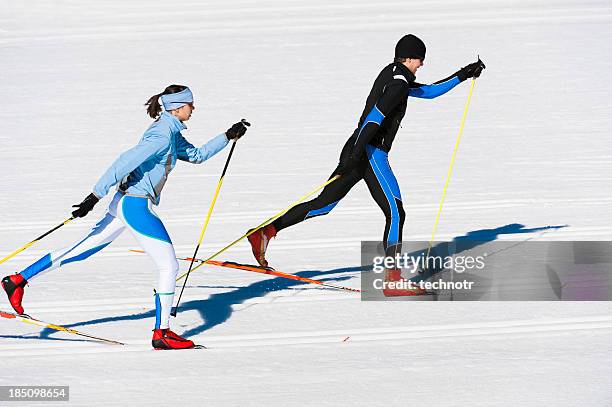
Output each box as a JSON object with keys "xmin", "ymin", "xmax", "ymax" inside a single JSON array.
[
  {"xmin": 144, "ymin": 84, "xmax": 188, "ymax": 119},
  {"xmin": 145, "ymin": 93, "xmax": 163, "ymax": 119}
]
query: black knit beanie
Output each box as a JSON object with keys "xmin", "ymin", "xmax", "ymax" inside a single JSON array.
[{"xmin": 395, "ymin": 34, "xmax": 426, "ymax": 59}]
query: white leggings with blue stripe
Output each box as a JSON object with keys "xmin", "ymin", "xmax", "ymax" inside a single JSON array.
[{"xmin": 19, "ymin": 192, "xmax": 178, "ymax": 329}]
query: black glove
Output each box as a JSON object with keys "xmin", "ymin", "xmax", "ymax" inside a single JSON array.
[
  {"xmin": 71, "ymin": 193, "xmax": 99, "ymax": 218},
  {"xmin": 458, "ymin": 58, "xmax": 486, "ymax": 81},
  {"xmin": 226, "ymin": 119, "xmax": 250, "ymax": 140}
]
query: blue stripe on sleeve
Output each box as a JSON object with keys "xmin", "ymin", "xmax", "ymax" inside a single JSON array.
[
  {"xmin": 361, "ymin": 105, "xmax": 385, "ymax": 129},
  {"xmin": 409, "ymin": 76, "xmax": 461, "ymax": 99}
]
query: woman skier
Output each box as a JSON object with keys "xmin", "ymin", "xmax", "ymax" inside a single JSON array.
[{"xmin": 2, "ymin": 85, "xmax": 249, "ymax": 349}]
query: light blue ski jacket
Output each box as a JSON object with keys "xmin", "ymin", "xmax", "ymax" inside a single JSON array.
[{"xmin": 93, "ymin": 111, "xmax": 229, "ymax": 205}]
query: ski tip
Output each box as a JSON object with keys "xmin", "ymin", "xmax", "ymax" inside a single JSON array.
[{"xmin": 0, "ymin": 310, "xmax": 17, "ymax": 319}]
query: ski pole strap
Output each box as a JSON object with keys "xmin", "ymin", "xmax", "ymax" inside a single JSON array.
[{"xmin": 427, "ymin": 78, "xmax": 476, "ymax": 257}]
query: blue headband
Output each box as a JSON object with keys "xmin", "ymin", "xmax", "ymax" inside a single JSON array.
[{"xmin": 160, "ymin": 87, "xmax": 193, "ymax": 111}]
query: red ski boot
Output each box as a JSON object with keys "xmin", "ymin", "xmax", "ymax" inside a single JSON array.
[
  {"xmin": 2, "ymin": 274, "xmax": 27, "ymax": 314},
  {"xmin": 382, "ymin": 269, "xmax": 427, "ymax": 297},
  {"xmin": 247, "ymin": 224, "xmax": 277, "ymax": 268},
  {"xmin": 152, "ymin": 329, "xmax": 195, "ymax": 350}
]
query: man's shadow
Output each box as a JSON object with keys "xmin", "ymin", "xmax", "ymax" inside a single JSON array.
[
  {"xmin": 413, "ymin": 223, "xmax": 566, "ymax": 281},
  {"xmin": 11, "ymin": 222, "xmax": 565, "ymax": 342}
]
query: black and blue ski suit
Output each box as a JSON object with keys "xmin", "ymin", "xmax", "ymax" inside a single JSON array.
[{"xmin": 272, "ymin": 62, "xmax": 466, "ymax": 254}]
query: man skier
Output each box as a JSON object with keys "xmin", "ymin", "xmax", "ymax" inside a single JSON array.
[{"xmin": 247, "ymin": 34, "xmax": 485, "ymax": 295}]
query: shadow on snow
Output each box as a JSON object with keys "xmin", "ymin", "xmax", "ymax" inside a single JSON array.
[{"xmin": 28, "ymin": 223, "xmax": 564, "ymax": 341}]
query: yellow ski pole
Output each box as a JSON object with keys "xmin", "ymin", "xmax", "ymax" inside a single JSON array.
[
  {"xmin": 176, "ymin": 174, "xmax": 341, "ymax": 281},
  {"xmin": 172, "ymin": 138, "xmax": 239, "ymax": 315},
  {"xmin": 0, "ymin": 217, "xmax": 74, "ymax": 265},
  {"xmin": 426, "ymin": 78, "xmax": 477, "ymax": 258},
  {"xmin": 0, "ymin": 310, "xmax": 124, "ymax": 345}
]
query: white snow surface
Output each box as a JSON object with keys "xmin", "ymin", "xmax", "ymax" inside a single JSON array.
[{"xmin": 1, "ymin": 0, "xmax": 612, "ymax": 405}]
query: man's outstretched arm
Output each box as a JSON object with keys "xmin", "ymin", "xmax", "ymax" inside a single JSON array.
[{"xmin": 409, "ymin": 58, "xmax": 485, "ymax": 99}]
